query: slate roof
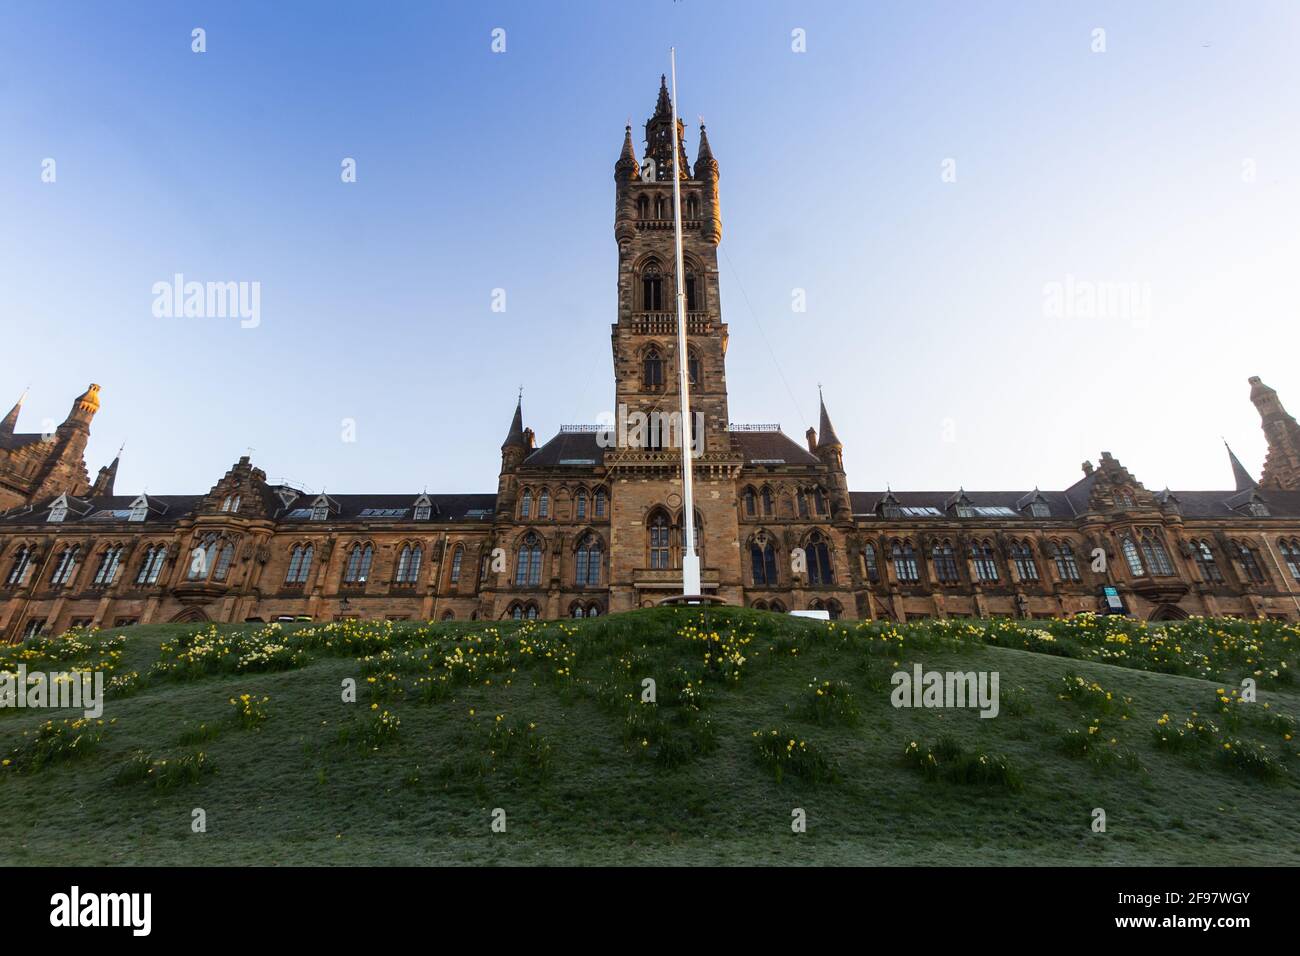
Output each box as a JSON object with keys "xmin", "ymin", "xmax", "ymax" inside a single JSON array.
[
  {"xmin": 523, "ymin": 432, "xmax": 605, "ymax": 468},
  {"xmin": 0, "ymin": 432, "xmax": 44, "ymax": 452},
  {"xmin": 733, "ymin": 430, "xmax": 821, "ymax": 466}
]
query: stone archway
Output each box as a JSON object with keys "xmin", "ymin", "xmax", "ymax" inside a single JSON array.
[
  {"xmin": 169, "ymin": 607, "xmax": 210, "ymax": 624},
  {"xmin": 1148, "ymin": 604, "xmax": 1189, "ymax": 622}
]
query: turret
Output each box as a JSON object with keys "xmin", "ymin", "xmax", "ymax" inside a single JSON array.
[
  {"xmin": 694, "ymin": 123, "xmax": 721, "ymax": 246},
  {"xmin": 1249, "ymin": 376, "xmax": 1300, "ymax": 490},
  {"xmin": 0, "ymin": 387, "xmax": 26, "ymax": 438},
  {"xmin": 91, "ymin": 445, "xmax": 122, "ymax": 497},
  {"xmin": 614, "ymin": 125, "xmax": 640, "ymax": 248}
]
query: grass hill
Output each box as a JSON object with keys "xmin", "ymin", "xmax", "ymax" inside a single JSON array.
[{"xmin": 1, "ymin": 607, "xmax": 1297, "ymax": 866}]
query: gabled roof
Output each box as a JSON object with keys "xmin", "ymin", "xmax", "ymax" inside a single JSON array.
[
  {"xmin": 523, "ymin": 432, "xmax": 605, "ymax": 468},
  {"xmin": 734, "ymin": 430, "xmax": 821, "ymax": 467}
]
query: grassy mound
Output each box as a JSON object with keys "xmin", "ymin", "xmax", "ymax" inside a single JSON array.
[{"xmin": 1, "ymin": 609, "xmax": 1297, "ymax": 865}]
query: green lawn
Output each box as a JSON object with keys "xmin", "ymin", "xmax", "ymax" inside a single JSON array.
[{"xmin": 1, "ymin": 608, "xmax": 1296, "ymax": 866}]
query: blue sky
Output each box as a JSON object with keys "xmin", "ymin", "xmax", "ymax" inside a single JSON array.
[{"xmin": 2, "ymin": 1, "xmax": 1298, "ymax": 496}]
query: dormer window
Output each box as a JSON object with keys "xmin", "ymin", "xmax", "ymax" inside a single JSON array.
[
  {"xmin": 1248, "ymin": 500, "xmax": 1270, "ymax": 517},
  {"xmin": 221, "ymin": 496, "xmax": 233, "ymax": 512},
  {"xmin": 310, "ymin": 496, "xmax": 329, "ymax": 521},
  {"xmin": 129, "ymin": 496, "xmax": 148, "ymax": 522},
  {"xmin": 48, "ymin": 503, "xmax": 67, "ymax": 523},
  {"xmin": 955, "ymin": 503, "xmax": 973, "ymax": 518},
  {"xmin": 1029, "ymin": 501, "xmax": 1050, "ymax": 518},
  {"xmin": 413, "ymin": 494, "xmax": 433, "ymax": 521}
]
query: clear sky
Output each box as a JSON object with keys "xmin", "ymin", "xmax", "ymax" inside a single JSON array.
[{"xmin": 2, "ymin": 1, "xmax": 1298, "ymax": 496}]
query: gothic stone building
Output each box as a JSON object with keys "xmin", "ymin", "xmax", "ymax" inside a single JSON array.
[{"xmin": 5, "ymin": 80, "xmax": 1300, "ymax": 640}]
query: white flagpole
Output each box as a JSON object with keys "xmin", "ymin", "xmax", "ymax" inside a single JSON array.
[{"xmin": 669, "ymin": 47, "xmax": 701, "ymax": 597}]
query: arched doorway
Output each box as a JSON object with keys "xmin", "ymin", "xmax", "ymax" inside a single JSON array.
[
  {"xmin": 169, "ymin": 607, "xmax": 210, "ymax": 624},
  {"xmin": 1148, "ymin": 604, "xmax": 1188, "ymax": 622}
]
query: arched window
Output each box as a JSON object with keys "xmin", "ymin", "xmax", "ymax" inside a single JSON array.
[
  {"xmin": 395, "ymin": 544, "xmax": 422, "ymax": 584},
  {"xmin": 1050, "ymin": 541, "xmax": 1081, "ymax": 581},
  {"xmin": 750, "ymin": 538, "xmax": 778, "ymax": 587},
  {"xmin": 891, "ymin": 541, "xmax": 919, "ymax": 582},
  {"xmin": 648, "ymin": 512, "xmax": 671, "ymax": 569},
  {"xmin": 520, "ymin": 490, "xmax": 532, "ymax": 519},
  {"xmin": 286, "ymin": 544, "xmax": 314, "ymax": 584},
  {"xmin": 595, "ymin": 488, "xmax": 607, "ymax": 518},
  {"xmin": 586, "ymin": 604, "xmax": 600, "ymax": 618},
  {"xmin": 970, "ymin": 540, "xmax": 999, "ymax": 582},
  {"xmin": 572, "ymin": 604, "xmax": 585, "ymax": 619},
  {"xmin": 807, "ymin": 532, "xmax": 834, "ymax": 585},
  {"xmin": 187, "ymin": 535, "xmax": 217, "ymax": 580},
  {"xmin": 1279, "ymin": 538, "xmax": 1300, "ymax": 581},
  {"xmin": 1113, "ymin": 489, "xmax": 1136, "ymax": 510},
  {"xmin": 744, "ymin": 487, "xmax": 757, "ymax": 517},
  {"xmin": 1192, "ymin": 539, "xmax": 1222, "ymax": 583},
  {"xmin": 769, "ymin": 599, "xmax": 787, "ymax": 613},
  {"xmin": 575, "ymin": 533, "xmax": 602, "ymax": 586},
  {"xmin": 761, "ymin": 487, "xmax": 774, "ymax": 516},
  {"xmin": 1234, "ymin": 540, "xmax": 1267, "ymax": 584},
  {"xmin": 1121, "ymin": 536, "xmax": 1144, "ymax": 577},
  {"xmin": 643, "ymin": 348, "xmax": 664, "ymax": 389},
  {"xmin": 575, "ymin": 490, "xmax": 588, "ymax": 520},
  {"xmin": 641, "ymin": 262, "xmax": 663, "ymax": 311},
  {"xmin": 931, "ymin": 540, "xmax": 959, "ymax": 582},
  {"xmin": 213, "ymin": 541, "xmax": 236, "ymax": 582},
  {"xmin": 814, "ymin": 488, "xmax": 829, "ymax": 517},
  {"xmin": 1138, "ymin": 530, "xmax": 1174, "ymax": 577},
  {"xmin": 449, "ymin": 545, "xmax": 464, "ymax": 583},
  {"xmin": 688, "ymin": 348, "xmax": 701, "ymax": 387},
  {"xmin": 343, "ymin": 543, "xmax": 373, "ymax": 584},
  {"xmin": 796, "ymin": 490, "xmax": 810, "ymax": 519},
  {"xmin": 538, "ymin": 490, "xmax": 550, "ymax": 519},
  {"xmin": 441, "ymin": 610, "xmax": 455, "ymax": 621},
  {"xmin": 636, "ymin": 194, "xmax": 649, "ymax": 219},
  {"xmin": 825, "ymin": 599, "xmax": 843, "ymax": 621},
  {"xmin": 93, "ymin": 546, "xmax": 124, "ymax": 586},
  {"xmin": 50, "ymin": 546, "xmax": 81, "ymax": 586},
  {"xmin": 516, "ymin": 533, "xmax": 543, "ymax": 587},
  {"xmin": 862, "ymin": 543, "xmax": 879, "ymax": 583},
  {"xmin": 136, "ymin": 545, "xmax": 167, "ymax": 586},
  {"xmin": 512, "ymin": 604, "xmax": 524, "ymax": 621},
  {"xmin": 1010, "ymin": 540, "xmax": 1038, "ymax": 582}
]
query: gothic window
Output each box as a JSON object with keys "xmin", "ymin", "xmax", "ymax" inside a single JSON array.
[
  {"xmin": 744, "ymin": 487, "xmax": 757, "ymax": 517},
  {"xmin": 1121, "ymin": 536, "xmax": 1144, "ymax": 577},
  {"xmin": 1051, "ymin": 541, "xmax": 1081, "ymax": 581},
  {"xmin": 637, "ymin": 194, "xmax": 649, "ymax": 219},
  {"xmin": 1010, "ymin": 540, "xmax": 1039, "ymax": 582},
  {"xmin": 1235, "ymin": 541, "xmax": 1266, "ymax": 584},
  {"xmin": 595, "ymin": 488, "xmax": 607, "ymax": 518},
  {"xmin": 932, "ymin": 541, "xmax": 959, "ymax": 582},
  {"xmin": 686, "ymin": 194, "xmax": 700, "ymax": 219},
  {"xmin": 586, "ymin": 604, "xmax": 600, "ymax": 617},
  {"xmin": 50, "ymin": 546, "xmax": 80, "ymax": 587},
  {"xmin": 1279, "ymin": 538, "xmax": 1300, "ymax": 581},
  {"xmin": 970, "ymin": 540, "xmax": 1000, "ymax": 582},
  {"xmin": 538, "ymin": 490, "xmax": 550, "ymax": 519},
  {"xmin": 516, "ymin": 533, "xmax": 543, "ymax": 587},
  {"xmin": 6, "ymin": 545, "xmax": 31, "ymax": 586},
  {"xmin": 575, "ymin": 533, "xmax": 602, "ymax": 587},
  {"xmin": 750, "ymin": 539, "xmax": 778, "ymax": 587},
  {"xmin": 512, "ymin": 604, "xmax": 523, "ymax": 621},
  {"xmin": 575, "ymin": 490, "xmax": 587, "ymax": 520},
  {"xmin": 891, "ymin": 541, "xmax": 919, "ymax": 582},
  {"xmin": 93, "ymin": 546, "xmax": 124, "ymax": 586},
  {"xmin": 761, "ymin": 487, "xmax": 774, "ymax": 516},
  {"xmin": 862, "ymin": 543, "xmax": 879, "ymax": 583},
  {"xmin": 688, "ymin": 348, "xmax": 701, "ymax": 387},
  {"xmin": 395, "ymin": 544, "xmax": 422, "ymax": 584},
  {"xmin": 643, "ymin": 348, "xmax": 665, "ymax": 389},
  {"xmin": 825, "ymin": 599, "xmax": 843, "ymax": 621},
  {"xmin": 188, "ymin": 534, "xmax": 219, "ymax": 580},
  {"xmin": 807, "ymin": 532, "xmax": 834, "ymax": 585},
  {"xmin": 343, "ymin": 543, "xmax": 373, "ymax": 584},
  {"xmin": 441, "ymin": 610, "xmax": 455, "ymax": 621},
  {"xmin": 654, "ymin": 195, "xmax": 666, "ymax": 219},
  {"xmin": 642, "ymin": 263, "xmax": 663, "ymax": 311},
  {"xmin": 814, "ymin": 488, "xmax": 829, "ymax": 517},
  {"xmin": 1114, "ymin": 489, "xmax": 1136, "ymax": 510},
  {"xmin": 649, "ymin": 511, "xmax": 671, "ymax": 570},
  {"xmin": 1138, "ymin": 530, "xmax": 1174, "ymax": 577},
  {"xmin": 686, "ymin": 276, "xmax": 698, "ymax": 312},
  {"xmin": 1192, "ymin": 540, "xmax": 1223, "ymax": 584},
  {"xmin": 769, "ymin": 600, "xmax": 787, "ymax": 613},
  {"xmin": 449, "ymin": 545, "xmax": 464, "ymax": 584},
  {"xmin": 286, "ymin": 545, "xmax": 314, "ymax": 584},
  {"xmin": 520, "ymin": 491, "xmax": 532, "ymax": 519},
  {"xmin": 797, "ymin": 490, "xmax": 810, "ymax": 519},
  {"xmin": 137, "ymin": 545, "xmax": 167, "ymax": 585},
  {"xmin": 213, "ymin": 541, "xmax": 236, "ymax": 582}
]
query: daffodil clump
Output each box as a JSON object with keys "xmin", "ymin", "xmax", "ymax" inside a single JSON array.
[
  {"xmin": 752, "ymin": 728, "xmax": 838, "ymax": 784},
  {"xmin": 228, "ymin": 693, "xmax": 270, "ymax": 729},
  {"xmin": 338, "ymin": 705, "xmax": 401, "ymax": 751},
  {"xmin": 1154, "ymin": 689, "xmax": 1295, "ymax": 781},
  {"xmin": 1, "ymin": 716, "xmax": 111, "ymax": 773},
  {"xmin": 1057, "ymin": 673, "xmax": 1133, "ymax": 717},
  {"xmin": 154, "ymin": 623, "xmax": 307, "ymax": 679},
  {"xmin": 115, "ymin": 749, "xmax": 213, "ymax": 790},
  {"xmin": 800, "ymin": 678, "xmax": 860, "ymax": 726},
  {"xmin": 902, "ymin": 736, "xmax": 1022, "ymax": 792}
]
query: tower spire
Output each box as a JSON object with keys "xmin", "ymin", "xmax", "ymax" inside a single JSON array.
[
  {"xmin": 91, "ymin": 443, "xmax": 122, "ymax": 497},
  {"xmin": 501, "ymin": 396, "xmax": 526, "ymax": 450},
  {"xmin": 1224, "ymin": 440, "xmax": 1257, "ymax": 492},
  {"xmin": 0, "ymin": 386, "xmax": 27, "ymax": 437},
  {"xmin": 816, "ymin": 387, "xmax": 842, "ymax": 449}
]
